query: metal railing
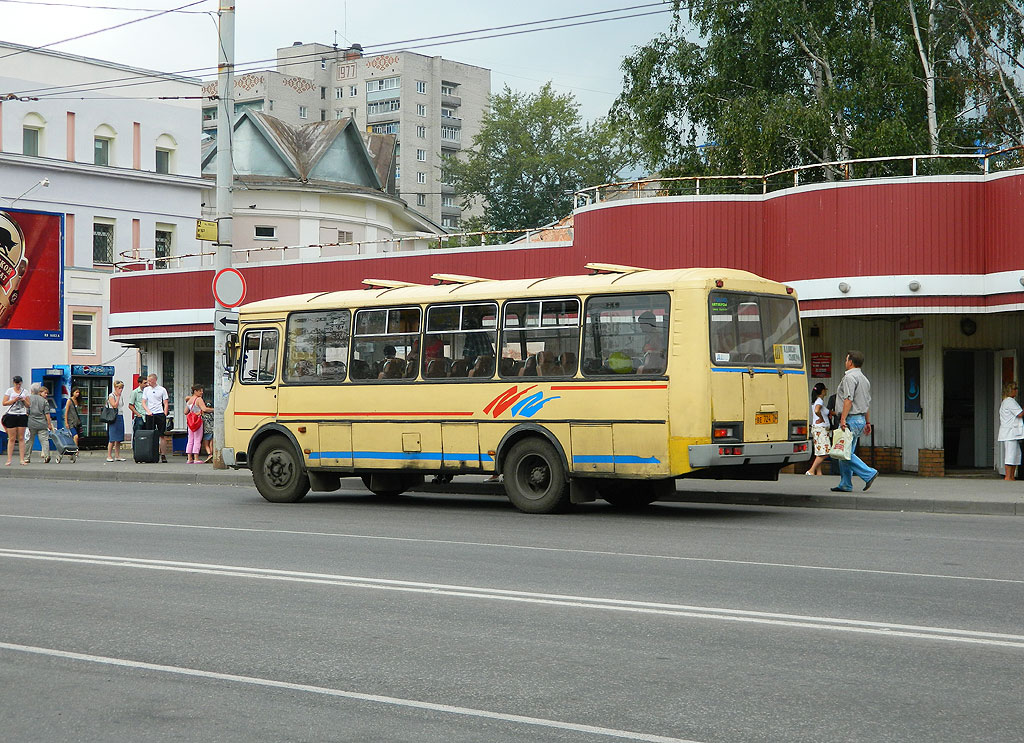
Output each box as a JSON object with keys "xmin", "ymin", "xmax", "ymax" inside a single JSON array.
[
  {"xmin": 573, "ymin": 147, "xmax": 1024, "ymax": 205},
  {"xmin": 113, "ymin": 225, "xmax": 571, "ymax": 272}
]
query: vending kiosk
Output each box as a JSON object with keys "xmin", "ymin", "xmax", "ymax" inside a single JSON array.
[{"xmin": 32, "ymin": 364, "xmax": 114, "ymax": 449}]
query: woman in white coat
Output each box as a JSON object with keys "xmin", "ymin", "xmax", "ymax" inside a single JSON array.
[{"xmin": 997, "ymin": 381, "xmax": 1024, "ymax": 481}]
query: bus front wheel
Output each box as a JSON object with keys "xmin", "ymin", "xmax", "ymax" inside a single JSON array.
[
  {"xmin": 252, "ymin": 437, "xmax": 310, "ymax": 503},
  {"xmin": 503, "ymin": 438, "xmax": 570, "ymax": 514}
]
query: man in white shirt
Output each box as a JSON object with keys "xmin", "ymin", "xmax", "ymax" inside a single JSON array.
[{"xmin": 142, "ymin": 373, "xmax": 170, "ymax": 463}]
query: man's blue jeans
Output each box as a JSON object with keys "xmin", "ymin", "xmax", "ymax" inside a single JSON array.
[{"xmin": 837, "ymin": 414, "xmax": 878, "ymax": 491}]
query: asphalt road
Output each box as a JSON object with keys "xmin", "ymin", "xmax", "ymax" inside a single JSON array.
[{"xmin": 2, "ymin": 479, "xmax": 1022, "ymax": 743}]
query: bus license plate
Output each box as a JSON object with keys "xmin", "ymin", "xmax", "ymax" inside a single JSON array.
[{"xmin": 755, "ymin": 411, "xmax": 778, "ymax": 425}]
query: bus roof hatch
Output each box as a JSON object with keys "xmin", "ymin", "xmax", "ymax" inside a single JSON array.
[
  {"xmin": 361, "ymin": 279, "xmax": 425, "ymax": 289},
  {"xmin": 430, "ymin": 273, "xmax": 493, "ymax": 285},
  {"xmin": 584, "ymin": 263, "xmax": 650, "ymax": 275}
]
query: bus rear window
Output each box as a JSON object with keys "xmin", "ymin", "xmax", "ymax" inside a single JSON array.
[{"xmin": 709, "ymin": 292, "xmax": 802, "ymax": 366}]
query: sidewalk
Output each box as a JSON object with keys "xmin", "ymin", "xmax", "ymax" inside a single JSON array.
[{"xmin": 2, "ymin": 449, "xmax": 1022, "ymax": 516}]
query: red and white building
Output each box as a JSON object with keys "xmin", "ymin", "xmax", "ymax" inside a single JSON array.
[{"xmin": 111, "ymin": 160, "xmax": 1024, "ymax": 476}]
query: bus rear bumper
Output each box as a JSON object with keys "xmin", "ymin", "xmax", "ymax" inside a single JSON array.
[{"xmin": 687, "ymin": 441, "xmax": 809, "ymax": 468}]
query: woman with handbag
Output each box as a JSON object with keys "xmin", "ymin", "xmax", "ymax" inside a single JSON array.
[
  {"xmin": 997, "ymin": 380, "xmax": 1024, "ymax": 481},
  {"xmin": 806, "ymin": 383, "xmax": 831, "ymax": 475},
  {"xmin": 184, "ymin": 384, "xmax": 213, "ymax": 464},
  {"xmin": 105, "ymin": 380, "xmax": 126, "ymax": 462},
  {"xmin": 3, "ymin": 375, "xmax": 30, "ymax": 466}
]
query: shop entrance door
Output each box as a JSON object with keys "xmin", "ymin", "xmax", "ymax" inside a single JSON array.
[
  {"xmin": 994, "ymin": 350, "xmax": 1018, "ymax": 475},
  {"xmin": 942, "ymin": 350, "xmax": 994, "ymax": 471}
]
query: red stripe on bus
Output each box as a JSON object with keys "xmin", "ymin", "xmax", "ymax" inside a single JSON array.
[
  {"xmin": 234, "ymin": 411, "xmax": 277, "ymax": 416},
  {"xmin": 548, "ymin": 385, "xmax": 668, "ymax": 391},
  {"xmin": 275, "ymin": 411, "xmax": 475, "ymax": 417}
]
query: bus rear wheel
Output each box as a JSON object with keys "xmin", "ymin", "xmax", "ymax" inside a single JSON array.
[
  {"xmin": 503, "ymin": 438, "xmax": 570, "ymax": 514},
  {"xmin": 252, "ymin": 437, "xmax": 309, "ymax": 503}
]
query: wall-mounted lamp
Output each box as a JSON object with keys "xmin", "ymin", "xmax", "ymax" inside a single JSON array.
[
  {"xmin": 908, "ymin": 280, "xmax": 921, "ymax": 292},
  {"xmin": 960, "ymin": 317, "xmax": 977, "ymax": 336},
  {"xmin": 838, "ymin": 281, "xmax": 851, "ymax": 293},
  {"xmin": 1019, "ymin": 276, "xmax": 1024, "ymax": 287},
  {"xmin": 6, "ymin": 177, "xmax": 50, "ymax": 205}
]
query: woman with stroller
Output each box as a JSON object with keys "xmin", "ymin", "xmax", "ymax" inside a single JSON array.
[
  {"xmin": 25, "ymin": 384, "xmax": 55, "ymax": 464},
  {"xmin": 64, "ymin": 386, "xmax": 82, "ymax": 447}
]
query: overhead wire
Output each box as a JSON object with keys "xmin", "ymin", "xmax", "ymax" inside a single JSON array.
[
  {"xmin": 4, "ymin": 3, "xmax": 674, "ymax": 98},
  {"xmin": 0, "ymin": 0, "xmax": 209, "ymax": 61},
  {"xmin": 0, "ymin": 0, "xmax": 208, "ymax": 11}
]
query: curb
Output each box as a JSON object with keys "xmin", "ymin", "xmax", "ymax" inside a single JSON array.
[{"xmin": 2, "ymin": 467, "xmax": 1021, "ymax": 516}]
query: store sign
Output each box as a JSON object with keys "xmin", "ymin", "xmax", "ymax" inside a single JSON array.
[
  {"xmin": 811, "ymin": 352, "xmax": 831, "ymax": 378},
  {"xmin": 0, "ymin": 208, "xmax": 63, "ymax": 341},
  {"xmin": 72, "ymin": 365, "xmax": 115, "ymax": 376},
  {"xmin": 899, "ymin": 318, "xmax": 924, "ymax": 351}
]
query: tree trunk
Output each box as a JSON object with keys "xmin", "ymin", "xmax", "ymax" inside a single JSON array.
[{"xmin": 908, "ymin": 0, "xmax": 939, "ymax": 155}]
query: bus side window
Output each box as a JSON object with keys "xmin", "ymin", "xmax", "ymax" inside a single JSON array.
[
  {"xmin": 239, "ymin": 329, "xmax": 279, "ymax": 384},
  {"xmin": 582, "ymin": 293, "xmax": 670, "ymax": 377}
]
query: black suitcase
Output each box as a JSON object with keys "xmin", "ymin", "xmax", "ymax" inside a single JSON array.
[{"xmin": 133, "ymin": 429, "xmax": 160, "ymax": 463}]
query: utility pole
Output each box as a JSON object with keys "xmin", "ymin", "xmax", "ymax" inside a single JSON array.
[{"xmin": 213, "ymin": 0, "xmax": 235, "ymax": 469}]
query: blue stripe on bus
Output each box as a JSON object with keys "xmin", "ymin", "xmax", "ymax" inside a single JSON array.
[
  {"xmin": 711, "ymin": 367, "xmax": 805, "ymax": 375},
  {"xmin": 572, "ymin": 455, "xmax": 661, "ymax": 464},
  {"xmin": 308, "ymin": 451, "xmax": 494, "ymax": 462}
]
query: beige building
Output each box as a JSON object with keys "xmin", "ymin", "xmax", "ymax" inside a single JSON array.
[{"xmin": 202, "ymin": 42, "xmax": 490, "ymax": 229}]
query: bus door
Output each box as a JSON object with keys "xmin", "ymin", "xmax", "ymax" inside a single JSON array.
[{"xmin": 233, "ymin": 326, "xmax": 281, "ymax": 432}]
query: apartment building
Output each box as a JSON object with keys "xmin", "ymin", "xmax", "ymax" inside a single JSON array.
[
  {"xmin": 202, "ymin": 42, "xmax": 490, "ymax": 229},
  {"xmin": 0, "ymin": 42, "xmax": 204, "ymax": 444}
]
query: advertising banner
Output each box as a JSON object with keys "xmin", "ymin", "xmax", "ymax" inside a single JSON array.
[{"xmin": 0, "ymin": 208, "xmax": 63, "ymax": 340}]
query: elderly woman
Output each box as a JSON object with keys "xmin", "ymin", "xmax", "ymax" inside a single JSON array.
[
  {"xmin": 997, "ymin": 380, "xmax": 1024, "ymax": 481},
  {"xmin": 25, "ymin": 384, "xmax": 55, "ymax": 464}
]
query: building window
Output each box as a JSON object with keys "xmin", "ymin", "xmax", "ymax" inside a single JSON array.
[
  {"xmin": 23, "ymin": 127, "xmax": 40, "ymax": 156},
  {"xmin": 417, "ymin": 171, "xmax": 427, "ymax": 184},
  {"xmin": 416, "ymin": 148, "xmax": 426, "ymax": 161},
  {"xmin": 441, "ymin": 107, "xmax": 457, "ymax": 119},
  {"xmin": 155, "ymin": 148, "xmax": 171, "ymax": 174},
  {"xmin": 416, "ymin": 80, "xmax": 426, "ymax": 94},
  {"xmin": 441, "ymin": 83, "xmax": 456, "ymax": 96},
  {"xmin": 442, "ymin": 195, "xmax": 456, "ymax": 207},
  {"xmin": 299, "ymin": 106, "xmax": 308, "ymax": 119},
  {"xmin": 93, "ymin": 137, "xmax": 111, "ymax": 166},
  {"xmin": 320, "ymin": 110, "xmax": 327, "ymax": 121},
  {"xmin": 417, "ymin": 103, "xmax": 426, "ymax": 117},
  {"xmin": 367, "ymin": 98, "xmax": 400, "ymax": 115},
  {"xmin": 335, "ymin": 87, "xmax": 343, "ymax": 99},
  {"xmin": 336, "ymin": 109, "xmax": 345, "ymax": 119},
  {"xmin": 416, "ymin": 125, "xmax": 426, "ymax": 138},
  {"xmin": 254, "ymin": 225, "xmax": 276, "ymax": 240},
  {"xmin": 441, "ymin": 125, "xmax": 460, "ymax": 142},
  {"xmin": 71, "ymin": 313, "xmax": 96, "ymax": 354},
  {"xmin": 92, "ymin": 221, "xmax": 114, "ymax": 265},
  {"xmin": 349, "ymin": 85, "xmax": 358, "ymax": 96},
  {"xmin": 154, "ymin": 227, "xmax": 172, "ymax": 269},
  {"xmin": 320, "ymin": 86, "xmax": 326, "ymax": 99},
  {"xmin": 442, "ymin": 216, "xmax": 459, "ymax": 229},
  {"xmin": 268, "ymin": 99, "xmax": 274, "ymax": 111},
  {"xmin": 337, "ymin": 230, "xmax": 353, "ymax": 243},
  {"xmin": 366, "ymin": 76, "xmax": 400, "ymax": 93},
  {"xmin": 369, "ymin": 122, "xmax": 400, "ymax": 135},
  {"xmin": 202, "ymin": 107, "xmax": 217, "ymax": 123},
  {"xmin": 416, "ymin": 193, "xmax": 426, "ymax": 207}
]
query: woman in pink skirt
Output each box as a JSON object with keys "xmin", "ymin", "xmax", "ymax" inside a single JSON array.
[{"xmin": 184, "ymin": 384, "xmax": 214, "ymax": 464}]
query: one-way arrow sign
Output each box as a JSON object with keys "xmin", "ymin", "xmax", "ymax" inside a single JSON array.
[{"xmin": 215, "ymin": 309, "xmax": 239, "ymax": 328}]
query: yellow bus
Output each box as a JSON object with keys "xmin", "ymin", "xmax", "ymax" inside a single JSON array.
[{"xmin": 223, "ymin": 264, "xmax": 809, "ymax": 513}]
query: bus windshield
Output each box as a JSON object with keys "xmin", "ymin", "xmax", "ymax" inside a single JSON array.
[{"xmin": 708, "ymin": 292, "xmax": 802, "ymax": 366}]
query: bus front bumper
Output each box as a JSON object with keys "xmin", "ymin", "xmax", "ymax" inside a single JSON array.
[{"xmin": 688, "ymin": 441, "xmax": 809, "ymax": 468}]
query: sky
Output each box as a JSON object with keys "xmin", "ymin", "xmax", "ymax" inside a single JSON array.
[{"xmin": 1, "ymin": 0, "xmax": 676, "ymax": 122}]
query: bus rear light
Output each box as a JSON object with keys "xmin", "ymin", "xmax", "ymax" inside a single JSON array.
[
  {"xmin": 718, "ymin": 446, "xmax": 743, "ymax": 456},
  {"xmin": 789, "ymin": 421, "xmax": 808, "ymax": 439},
  {"xmin": 712, "ymin": 421, "xmax": 742, "ymax": 441},
  {"xmin": 793, "ymin": 443, "xmax": 808, "ymax": 453},
  {"xmin": 715, "ymin": 279, "xmax": 724, "ymax": 288},
  {"xmin": 786, "ymin": 286, "xmax": 794, "ymax": 294}
]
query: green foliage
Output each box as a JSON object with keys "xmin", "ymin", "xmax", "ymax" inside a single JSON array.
[
  {"xmin": 446, "ymin": 83, "xmax": 627, "ymax": 231},
  {"xmin": 612, "ymin": 0, "xmax": 1024, "ymax": 177}
]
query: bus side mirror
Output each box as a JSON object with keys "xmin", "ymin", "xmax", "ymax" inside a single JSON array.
[{"xmin": 224, "ymin": 333, "xmax": 238, "ymax": 373}]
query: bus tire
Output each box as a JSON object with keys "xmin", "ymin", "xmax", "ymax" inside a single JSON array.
[
  {"xmin": 598, "ymin": 481, "xmax": 659, "ymax": 509},
  {"xmin": 503, "ymin": 438, "xmax": 570, "ymax": 514},
  {"xmin": 252, "ymin": 436, "xmax": 310, "ymax": 503}
]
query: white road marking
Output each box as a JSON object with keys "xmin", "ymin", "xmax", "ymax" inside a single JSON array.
[
  {"xmin": 3, "ymin": 548, "xmax": 1023, "ymax": 649},
  {"xmin": 0, "ymin": 641, "xmax": 703, "ymax": 743},
  {"xmin": 1, "ymin": 513, "xmax": 1020, "ymax": 585}
]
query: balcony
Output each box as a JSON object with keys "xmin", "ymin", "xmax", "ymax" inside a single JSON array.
[{"xmin": 441, "ymin": 92, "xmax": 461, "ymax": 108}]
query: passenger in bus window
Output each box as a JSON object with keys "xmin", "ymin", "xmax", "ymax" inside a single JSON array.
[
  {"xmin": 536, "ymin": 351, "xmax": 563, "ymax": 376},
  {"xmin": 469, "ymin": 355, "xmax": 494, "ymax": 378},
  {"xmin": 449, "ymin": 359, "xmax": 470, "ymax": 378},
  {"xmin": 558, "ymin": 352, "xmax": 577, "ymax": 375},
  {"xmin": 518, "ymin": 355, "xmax": 538, "ymax": 377}
]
